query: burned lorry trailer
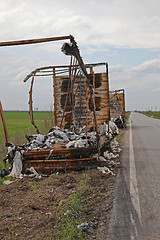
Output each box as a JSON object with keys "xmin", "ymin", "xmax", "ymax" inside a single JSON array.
[
  {"xmin": 109, "ymin": 89, "xmax": 125, "ymax": 128},
  {"xmin": 0, "ymin": 35, "xmax": 110, "ymax": 173},
  {"xmin": 24, "ymin": 62, "xmax": 110, "ymax": 131},
  {"xmin": 23, "ymin": 62, "xmax": 110, "ymax": 173}
]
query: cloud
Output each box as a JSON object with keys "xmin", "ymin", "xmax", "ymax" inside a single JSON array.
[
  {"xmin": 0, "ymin": 0, "xmax": 160, "ymax": 48},
  {"xmin": 0, "ymin": 0, "xmax": 160, "ymax": 111},
  {"xmin": 109, "ymin": 58, "xmax": 160, "ymax": 110}
]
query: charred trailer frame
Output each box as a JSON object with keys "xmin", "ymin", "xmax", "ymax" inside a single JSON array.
[
  {"xmin": 0, "ymin": 35, "xmax": 110, "ymax": 173},
  {"xmin": 22, "ymin": 62, "xmax": 110, "ymax": 172},
  {"xmin": 24, "ymin": 62, "xmax": 110, "ymax": 135},
  {"xmin": 109, "ymin": 89, "xmax": 125, "ymax": 128}
]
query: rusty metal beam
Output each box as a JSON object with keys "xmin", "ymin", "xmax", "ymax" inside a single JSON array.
[
  {"xmin": 0, "ymin": 101, "xmax": 9, "ymax": 143},
  {"xmin": 28, "ymin": 75, "xmax": 40, "ymax": 133},
  {"xmin": 0, "ymin": 35, "xmax": 71, "ymax": 47},
  {"xmin": 53, "ymin": 67, "xmax": 57, "ymax": 126},
  {"xmin": 23, "ymin": 63, "xmax": 108, "ymax": 82},
  {"xmin": 85, "ymin": 80, "xmax": 88, "ymax": 139}
]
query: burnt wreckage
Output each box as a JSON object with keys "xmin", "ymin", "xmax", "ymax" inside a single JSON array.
[
  {"xmin": 0, "ymin": 35, "xmax": 124, "ymax": 174},
  {"xmin": 109, "ymin": 89, "xmax": 126, "ymax": 128}
]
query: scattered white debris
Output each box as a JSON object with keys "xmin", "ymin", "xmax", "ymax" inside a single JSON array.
[
  {"xmin": 104, "ymin": 150, "xmax": 111, "ymax": 160},
  {"xmin": 77, "ymin": 220, "xmax": 98, "ymax": 232},
  {"xmin": 3, "ymin": 180, "xmax": 14, "ymax": 185},
  {"xmin": 64, "ymin": 210, "xmax": 71, "ymax": 215},
  {"xmin": 98, "ymin": 156, "xmax": 107, "ymax": 162},
  {"xmin": 45, "ymin": 212, "xmax": 52, "ymax": 215},
  {"xmin": 77, "ymin": 222, "xmax": 89, "ymax": 230},
  {"xmin": 98, "ymin": 166, "xmax": 115, "ymax": 175},
  {"xmin": 24, "ymin": 167, "xmax": 41, "ymax": 179},
  {"xmin": 108, "ymin": 121, "xmax": 119, "ymax": 135},
  {"xmin": 66, "ymin": 139, "xmax": 90, "ymax": 148},
  {"xmin": 109, "ymin": 152, "xmax": 119, "ymax": 159},
  {"xmin": 8, "ymin": 151, "xmax": 22, "ymax": 178},
  {"xmin": 24, "ymin": 126, "xmax": 97, "ymax": 151}
]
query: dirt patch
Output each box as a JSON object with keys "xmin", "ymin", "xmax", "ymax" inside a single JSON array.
[{"xmin": 0, "ymin": 167, "xmax": 116, "ymax": 240}]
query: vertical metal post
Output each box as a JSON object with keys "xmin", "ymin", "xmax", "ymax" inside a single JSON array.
[
  {"xmin": 85, "ymin": 80, "xmax": 88, "ymax": 139},
  {"xmin": 106, "ymin": 63, "xmax": 110, "ymax": 121},
  {"xmin": 53, "ymin": 67, "xmax": 57, "ymax": 126},
  {"xmin": 0, "ymin": 101, "xmax": 9, "ymax": 143},
  {"xmin": 90, "ymin": 67, "xmax": 96, "ymax": 132}
]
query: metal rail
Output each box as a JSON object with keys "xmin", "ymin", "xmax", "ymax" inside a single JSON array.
[{"xmin": 0, "ymin": 35, "xmax": 71, "ymax": 47}]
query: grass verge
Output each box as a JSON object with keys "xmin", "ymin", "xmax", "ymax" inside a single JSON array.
[
  {"xmin": 54, "ymin": 173, "xmax": 96, "ymax": 240},
  {"xmin": 140, "ymin": 111, "xmax": 160, "ymax": 119}
]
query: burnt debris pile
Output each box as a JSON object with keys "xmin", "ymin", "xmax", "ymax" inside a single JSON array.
[
  {"xmin": 0, "ymin": 119, "xmax": 122, "ymax": 179},
  {"xmin": 24, "ymin": 126, "xmax": 97, "ymax": 151}
]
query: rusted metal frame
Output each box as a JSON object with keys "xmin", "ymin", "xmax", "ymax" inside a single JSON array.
[
  {"xmin": 71, "ymin": 60, "xmax": 81, "ymax": 128},
  {"xmin": 71, "ymin": 58, "xmax": 77, "ymax": 127},
  {"xmin": 87, "ymin": 79, "xmax": 99, "ymax": 143},
  {"xmin": 70, "ymin": 71, "xmax": 77, "ymax": 127},
  {"xmin": 123, "ymin": 91, "xmax": 126, "ymax": 114},
  {"xmin": 39, "ymin": 68, "xmax": 69, "ymax": 73},
  {"xmin": 70, "ymin": 36, "xmax": 88, "ymax": 77},
  {"xmin": 23, "ymin": 63, "xmax": 107, "ymax": 83},
  {"xmin": 60, "ymin": 57, "xmax": 73, "ymax": 128},
  {"xmin": 38, "ymin": 70, "xmax": 53, "ymax": 73},
  {"xmin": 79, "ymin": 74, "xmax": 82, "ymax": 128},
  {"xmin": 23, "ymin": 157, "xmax": 97, "ymax": 172},
  {"xmin": 109, "ymin": 89, "xmax": 125, "ymax": 116},
  {"xmin": 68, "ymin": 57, "xmax": 74, "ymax": 128},
  {"xmin": 53, "ymin": 67, "xmax": 57, "ymax": 126},
  {"xmin": 54, "ymin": 69, "xmax": 69, "ymax": 75},
  {"xmin": 69, "ymin": 37, "xmax": 99, "ymax": 143},
  {"xmin": 72, "ymin": 71, "xmax": 83, "ymax": 128},
  {"xmin": 73, "ymin": 74, "xmax": 81, "ymax": 97},
  {"xmin": 34, "ymin": 69, "xmax": 70, "ymax": 77},
  {"xmin": 105, "ymin": 63, "xmax": 110, "ymax": 121},
  {"xmin": 23, "ymin": 158, "xmax": 96, "ymax": 163},
  {"xmin": 23, "ymin": 146, "xmax": 96, "ymax": 155},
  {"xmin": 66, "ymin": 57, "xmax": 80, "ymax": 128},
  {"xmin": 115, "ymin": 92, "xmax": 121, "ymax": 113},
  {"xmin": 0, "ymin": 35, "xmax": 71, "ymax": 47},
  {"xmin": 0, "ymin": 101, "xmax": 10, "ymax": 143},
  {"xmin": 85, "ymin": 80, "xmax": 88, "ymax": 139},
  {"xmin": 90, "ymin": 67, "xmax": 96, "ymax": 132},
  {"xmin": 34, "ymin": 73, "xmax": 53, "ymax": 77},
  {"xmin": 71, "ymin": 57, "xmax": 76, "ymax": 76},
  {"xmin": 105, "ymin": 63, "xmax": 110, "ymax": 136},
  {"xmin": 60, "ymin": 77, "xmax": 71, "ymax": 128},
  {"xmin": 28, "ymin": 75, "xmax": 40, "ymax": 134},
  {"xmin": 72, "ymin": 72, "xmax": 83, "ymax": 128}
]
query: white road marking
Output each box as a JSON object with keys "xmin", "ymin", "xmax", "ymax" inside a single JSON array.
[{"xmin": 129, "ymin": 116, "xmax": 142, "ymax": 231}]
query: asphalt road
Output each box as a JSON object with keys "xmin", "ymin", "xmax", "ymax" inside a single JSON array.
[{"xmin": 107, "ymin": 112, "xmax": 160, "ymax": 240}]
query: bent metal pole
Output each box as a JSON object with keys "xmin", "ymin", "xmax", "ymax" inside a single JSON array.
[
  {"xmin": 0, "ymin": 100, "xmax": 9, "ymax": 143},
  {"xmin": 0, "ymin": 35, "xmax": 71, "ymax": 47}
]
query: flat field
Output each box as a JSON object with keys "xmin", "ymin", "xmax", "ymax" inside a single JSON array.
[
  {"xmin": 0, "ymin": 111, "xmax": 54, "ymax": 162},
  {"xmin": 0, "ymin": 111, "xmax": 54, "ymax": 138},
  {"xmin": 140, "ymin": 111, "xmax": 160, "ymax": 119}
]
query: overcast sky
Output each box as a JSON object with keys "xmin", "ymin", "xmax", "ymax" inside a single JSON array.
[{"xmin": 0, "ymin": 0, "xmax": 160, "ymax": 111}]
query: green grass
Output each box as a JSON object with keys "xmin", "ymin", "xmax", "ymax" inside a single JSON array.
[
  {"xmin": 0, "ymin": 111, "xmax": 54, "ymax": 139},
  {"xmin": 55, "ymin": 173, "xmax": 94, "ymax": 240},
  {"xmin": 3, "ymin": 111, "xmax": 52, "ymax": 120},
  {"xmin": 0, "ymin": 111, "xmax": 55, "ymax": 168},
  {"xmin": 140, "ymin": 111, "xmax": 160, "ymax": 119}
]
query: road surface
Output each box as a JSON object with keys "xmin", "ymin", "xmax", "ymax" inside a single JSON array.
[{"xmin": 107, "ymin": 112, "xmax": 160, "ymax": 240}]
